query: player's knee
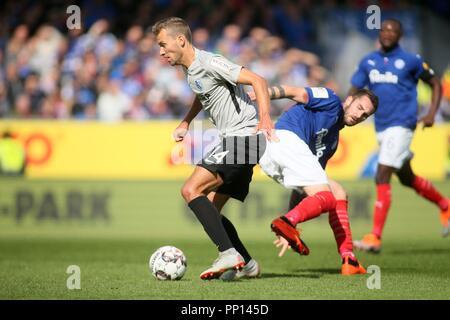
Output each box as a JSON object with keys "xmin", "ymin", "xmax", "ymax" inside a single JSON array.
[
  {"xmin": 332, "ymin": 186, "xmax": 347, "ymax": 201},
  {"xmin": 181, "ymin": 183, "xmax": 197, "ymax": 203},
  {"xmin": 375, "ymin": 171, "xmax": 390, "ymax": 184}
]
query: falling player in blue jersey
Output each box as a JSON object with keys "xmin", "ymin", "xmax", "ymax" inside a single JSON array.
[
  {"xmin": 249, "ymin": 85, "xmax": 378, "ymax": 274},
  {"xmin": 349, "ymin": 19, "xmax": 449, "ymax": 253}
]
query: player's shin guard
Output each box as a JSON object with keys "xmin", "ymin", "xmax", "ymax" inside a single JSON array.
[
  {"xmin": 188, "ymin": 196, "xmax": 233, "ymax": 251},
  {"xmin": 221, "ymin": 215, "xmax": 252, "ymax": 264},
  {"xmin": 328, "ymin": 200, "xmax": 354, "ymax": 258},
  {"xmin": 412, "ymin": 176, "xmax": 448, "ymax": 211},
  {"xmin": 372, "ymin": 184, "xmax": 391, "ymax": 238},
  {"xmin": 285, "ymin": 191, "xmax": 336, "ymax": 226}
]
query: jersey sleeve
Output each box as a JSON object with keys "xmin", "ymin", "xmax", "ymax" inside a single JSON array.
[
  {"xmin": 205, "ymin": 54, "xmax": 242, "ymax": 85},
  {"xmin": 304, "ymin": 87, "xmax": 341, "ymax": 111},
  {"xmin": 350, "ymin": 59, "xmax": 369, "ymax": 88},
  {"xmin": 413, "ymin": 54, "xmax": 435, "ymax": 82},
  {"xmin": 411, "ymin": 54, "xmax": 425, "ymax": 81}
]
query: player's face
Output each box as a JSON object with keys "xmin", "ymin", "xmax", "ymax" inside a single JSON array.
[
  {"xmin": 343, "ymin": 95, "xmax": 374, "ymax": 126},
  {"xmin": 156, "ymin": 28, "xmax": 182, "ymax": 66},
  {"xmin": 379, "ymin": 21, "xmax": 401, "ymax": 50}
]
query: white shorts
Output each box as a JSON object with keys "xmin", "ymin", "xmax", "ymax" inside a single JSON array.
[
  {"xmin": 376, "ymin": 126, "xmax": 414, "ymax": 169},
  {"xmin": 259, "ymin": 130, "xmax": 328, "ymax": 189}
]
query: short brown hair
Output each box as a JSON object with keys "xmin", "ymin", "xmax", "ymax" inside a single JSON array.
[
  {"xmin": 152, "ymin": 17, "xmax": 192, "ymax": 43},
  {"xmin": 352, "ymin": 88, "xmax": 378, "ymax": 112}
]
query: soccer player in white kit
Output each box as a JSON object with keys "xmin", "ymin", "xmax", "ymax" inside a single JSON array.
[{"xmin": 152, "ymin": 17, "xmax": 278, "ymax": 280}]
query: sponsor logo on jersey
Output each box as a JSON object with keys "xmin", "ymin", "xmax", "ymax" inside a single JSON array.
[
  {"xmin": 367, "ymin": 59, "xmax": 376, "ymax": 66},
  {"xmin": 210, "ymin": 57, "xmax": 232, "ymax": 73},
  {"xmin": 315, "ymin": 128, "xmax": 328, "ymax": 158},
  {"xmin": 369, "ymin": 69, "xmax": 398, "ymax": 84},
  {"xmin": 194, "ymin": 80, "xmax": 203, "ymax": 90}
]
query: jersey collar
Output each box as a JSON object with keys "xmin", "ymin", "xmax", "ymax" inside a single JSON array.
[{"xmin": 379, "ymin": 44, "xmax": 402, "ymax": 57}]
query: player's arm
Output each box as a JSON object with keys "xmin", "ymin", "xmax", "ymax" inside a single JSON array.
[
  {"xmin": 268, "ymin": 85, "xmax": 309, "ymax": 104},
  {"xmin": 248, "ymin": 85, "xmax": 309, "ymax": 104},
  {"xmin": 173, "ymin": 96, "xmax": 202, "ymax": 142},
  {"xmin": 418, "ymin": 66, "xmax": 442, "ymax": 128},
  {"xmin": 237, "ymin": 68, "xmax": 278, "ymax": 141}
]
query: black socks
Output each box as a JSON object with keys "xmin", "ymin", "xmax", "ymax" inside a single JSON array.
[{"xmin": 188, "ymin": 196, "xmax": 233, "ymax": 252}]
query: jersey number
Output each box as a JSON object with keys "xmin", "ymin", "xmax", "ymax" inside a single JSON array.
[{"xmin": 204, "ymin": 146, "xmax": 230, "ymax": 164}]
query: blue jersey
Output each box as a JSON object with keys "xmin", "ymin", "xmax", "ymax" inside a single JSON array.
[
  {"xmin": 351, "ymin": 45, "xmax": 425, "ymax": 132},
  {"xmin": 275, "ymin": 87, "xmax": 343, "ymax": 168}
]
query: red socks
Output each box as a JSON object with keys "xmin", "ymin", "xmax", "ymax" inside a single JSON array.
[
  {"xmin": 413, "ymin": 176, "xmax": 448, "ymax": 211},
  {"xmin": 328, "ymin": 200, "xmax": 354, "ymax": 258},
  {"xmin": 372, "ymin": 184, "xmax": 391, "ymax": 238},
  {"xmin": 285, "ymin": 191, "xmax": 336, "ymax": 226}
]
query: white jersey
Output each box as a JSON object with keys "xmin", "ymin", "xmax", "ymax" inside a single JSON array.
[{"xmin": 183, "ymin": 48, "xmax": 258, "ymax": 137}]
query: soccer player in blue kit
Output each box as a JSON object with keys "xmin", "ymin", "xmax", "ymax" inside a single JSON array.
[
  {"xmin": 349, "ymin": 19, "xmax": 449, "ymax": 253},
  {"xmin": 249, "ymin": 85, "xmax": 378, "ymax": 274}
]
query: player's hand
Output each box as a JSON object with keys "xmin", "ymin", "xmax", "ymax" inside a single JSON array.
[
  {"xmin": 273, "ymin": 236, "xmax": 290, "ymax": 257},
  {"xmin": 418, "ymin": 113, "xmax": 435, "ymax": 129},
  {"xmin": 173, "ymin": 122, "xmax": 189, "ymax": 142},
  {"xmin": 255, "ymin": 115, "xmax": 279, "ymax": 142},
  {"xmin": 247, "ymin": 91, "xmax": 256, "ymax": 101}
]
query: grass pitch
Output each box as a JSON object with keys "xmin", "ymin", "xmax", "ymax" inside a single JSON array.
[{"xmin": 0, "ymin": 179, "xmax": 449, "ymax": 299}]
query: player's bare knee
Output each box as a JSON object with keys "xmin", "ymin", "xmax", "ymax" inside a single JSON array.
[
  {"xmin": 180, "ymin": 183, "xmax": 197, "ymax": 203},
  {"xmin": 328, "ymin": 180, "xmax": 347, "ymax": 201},
  {"xmin": 332, "ymin": 187, "xmax": 347, "ymax": 201}
]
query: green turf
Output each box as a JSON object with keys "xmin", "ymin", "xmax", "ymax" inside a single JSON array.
[{"xmin": 0, "ymin": 179, "xmax": 449, "ymax": 299}]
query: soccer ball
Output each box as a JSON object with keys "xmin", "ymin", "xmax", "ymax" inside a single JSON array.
[{"xmin": 149, "ymin": 246, "xmax": 187, "ymax": 280}]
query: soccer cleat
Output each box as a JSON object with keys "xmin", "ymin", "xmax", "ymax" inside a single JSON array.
[
  {"xmin": 439, "ymin": 199, "xmax": 450, "ymax": 237},
  {"xmin": 200, "ymin": 248, "xmax": 245, "ymax": 280},
  {"xmin": 270, "ymin": 216, "xmax": 310, "ymax": 255},
  {"xmin": 341, "ymin": 256, "xmax": 366, "ymax": 275},
  {"xmin": 353, "ymin": 233, "xmax": 382, "ymax": 253},
  {"xmin": 220, "ymin": 259, "xmax": 261, "ymax": 281}
]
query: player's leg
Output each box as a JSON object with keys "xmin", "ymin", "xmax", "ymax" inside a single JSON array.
[
  {"xmin": 208, "ymin": 191, "xmax": 260, "ymax": 280},
  {"xmin": 285, "ymin": 183, "xmax": 337, "ymax": 225},
  {"xmin": 207, "ymin": 191, "xmax": 254, "ymax": 265},
  {"xmin": 355, "ymin": 127, "xmax": 414, "ymax": 252},
  {"xmin": 262, "ymin": 131, "xmax": 337, "ymax": 254},
  {"xmin": 397, "ymin": 160, "xmax": 450, "ymax": 236},
  {"xmin": 182, "ymin": 166, "xmax": 234, "ymax": 251},
  {"xmin": 288, "ymin": 189, "xmax": 306, "ymax": 210},
  {"xmin": 327, "ymin": 179, "xmax": 366, "ymax": 275},
  {"xmin": 354, "ymin": 163, "xmax": 393, "ymax": 253},
  {"xmin": 182, "ymin": 166, "xmax": 245, "ymax": 279},
  {"xmin": 372, "ymin": 163, "xmax": 395, "ymax": 239}
]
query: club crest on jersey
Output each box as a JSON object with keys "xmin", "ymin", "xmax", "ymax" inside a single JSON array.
[
  {"xmin": 394, "ymin": 59, "xmax": 405, "ymax": 69},
  {"xmin": 369, "ymin": 69, "xmax": 398, "ymax": 84},
  {"xmin": 194, "ymin": 80, "xmax": 203, "ymax": 90}
]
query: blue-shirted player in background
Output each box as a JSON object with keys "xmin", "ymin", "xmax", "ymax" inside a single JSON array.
[
  {"xmin": 350, "ymin": 19, "xmax": 449, "ymax": 253},
  {"xmin": 250, "ymin": 85, "xmax": 378, "ymax": 275}
]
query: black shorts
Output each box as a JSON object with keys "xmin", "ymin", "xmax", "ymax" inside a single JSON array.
[{"xmin": 197, "ymin": 134, "xmax": 266, "ymax": 202}]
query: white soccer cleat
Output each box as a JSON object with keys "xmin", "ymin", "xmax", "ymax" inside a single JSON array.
[
  {"xmin": 200, "ymin": 248, "xmax": 245, "ymax": 280},
  {"xmin": 220, "ymin": 259, "xmax": 261, "ymax": 281}
]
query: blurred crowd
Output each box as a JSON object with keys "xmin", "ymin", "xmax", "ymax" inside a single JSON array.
[
  {"xmin": 0, "ymin": 0, "xmax": 449, "ymax": 121},
  {"xmin": 0, "ymin": 20, "xmax": 340, "ymax": 121}
]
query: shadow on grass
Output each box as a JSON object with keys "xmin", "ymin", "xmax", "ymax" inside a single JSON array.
[
  {"xmin": 262, "ymin": 268, "xmax": 339, "ymax": 279},
  {"xmin": 388, "ymin": 248, "xmax": 450, "ymax": 255}
]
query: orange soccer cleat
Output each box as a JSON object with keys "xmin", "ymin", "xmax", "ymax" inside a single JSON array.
[
  {"xmin": 353, "ymin": 233, "xmax": 382, "ymax": 253},
  {"xmin": 341, "ymin": 256, "xmax": 366, "ymax": 275},
  {"xmin": 270, "ymin": 216, "xmax": 310, "ymax": 255},
  {"xmin": 440, "ymin": 199, "xmax": 450, "ymax": 237}
]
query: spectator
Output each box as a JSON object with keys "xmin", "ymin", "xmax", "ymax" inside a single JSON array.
[{"xmin": 97, "ymin": 79, "xmax": 131, "ymax": 122}]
